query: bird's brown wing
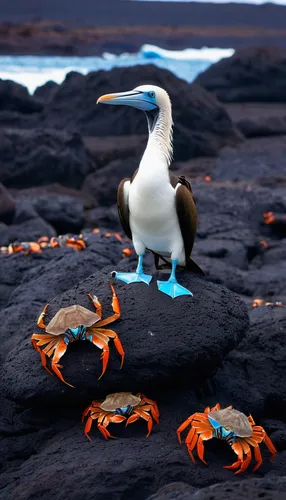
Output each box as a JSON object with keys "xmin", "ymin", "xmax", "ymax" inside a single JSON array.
[
  {"xmin": 117, "ymin": 178, "xmax": 132, "ymax": 240},
  {"xmin": 170, "ymin": 172, "xmax": 204, "ymax": 275},
  {"xmin": 117, "ymin": 169, "xmax": 139, "ymax": 240}
]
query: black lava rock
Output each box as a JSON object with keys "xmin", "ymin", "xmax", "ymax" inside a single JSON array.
[
  {"xmin": 0, "ymin": 79, "xmax": 43, "ymax": 113},
  {"xmin": 0, "ymin": 389, "xmax": 281, "ymax": 500},
  {"xmin": 0, "ymin": 183, "xmax": 16, "ymax": 223},
  {"xmin": 82, "ymin": 157, "xmax": 138, "ymax": 207},
  {"xmin": 33, "ymin": 80, "xmax": 59, "ymax": 103},
  {"xmin": 214, "ymin": 305, "xmax": 286, "ymax": 418},
  {"xmin": 41, "ymin": 65, "xmax": 241, "ymax": 161},
  {"xmin": 0, "ymin": 235, "xmax": 125, "ymax": 363},
  {"xmin": 0, "ymin": 128, "xmax": 96, "ymax": 189},
  {"xmin": 0, "ymin": 200, "xmax": 56, "ymax": 247},
  {"xmin": 195, "ymin": 47, "xmax": 286, "ymax": 103},
  {"xmin": 1, "ymin": 264, "xmax": 249, "ymax": 407},
  {"xmin": 29, "ymin": 194, "xmax": 85, "ymax": 234}
]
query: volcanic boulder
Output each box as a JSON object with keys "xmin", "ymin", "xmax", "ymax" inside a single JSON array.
[
  {"xmin": 2, "ymin": 385, "xmax": 281, "ymax": 500},
  {"xmin": 148, "ymin": 477, "xmax": 286, "ymax": 500},
  {"xmin": 41, "ymin": 65, "xmax": 241, "ymax": 161},
  {"xmin": 195, "ymin": 47, "xmax": 286, "ymax": 103},
  {"xmin": 34, "ymin": 80, "xmax": 59, "ymax": 103},
  {"xmin": 0, "ymin": 183, "xmax": 16, "ymax": 223},
  {"xmin": 0, "ymin": 200, "xmax": 56, "ymax": 247},
  {"xmin": 0, "ymin": 233, "xmax": 127, "ymax": 363},
  {"xmin": 1, "ymin": 263, "xmax": 249, "ymax": 407},
  {"xmin": 214, "ymin": 305, "xmax": 286, "ymax": 417},
  {"xmin": 0, "ymin": 79, "xmax": 43, "ymax": 113},
  {"xmin": 82, "ymin": 157, "xmax": 138, "ymax": 207},
  {"xmin": 29, "ymin": 194, "xmax": 85, "ymax": 234},
  {"xmin": 0, "ymin": 128, "xmax": 96, "ymax": 189}
]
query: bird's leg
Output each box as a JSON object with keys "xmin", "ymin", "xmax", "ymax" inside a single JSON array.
[
  {"xmin": 157, "ymin": 260, "xmax": 193, "ymax": 298},
  {"xmin": 112, "ymin": 254, "xmax": 152, "ymax": 285}
]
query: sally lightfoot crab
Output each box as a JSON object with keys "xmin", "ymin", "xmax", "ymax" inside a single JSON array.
[
  {"xmin": 82, "ymin": 392, "xmax": 160, "ymax": 441},
  {"xmin": 177, "ymin": 403, "xmax": 277, "ymax": 475},
  {"xmin": 31, "ymin": 283, "xmax": 124, "ymax": 388}
]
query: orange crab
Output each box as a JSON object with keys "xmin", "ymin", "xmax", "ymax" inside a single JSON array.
[
  {"xmin": 49, "ymin": 234, "xmax": 86, "ymax": 251},
  {"xmin": 82, "ymin": 392, "xmax": 160, "ymax": 441},
  {"xmin": 31, "ymin": 284, "xmax": 124, "ymax": 388},
  {"xmin": 177, "ymin": 403, "xmax": 277, "ymax": 475},
  {"xmin": 8, "ymin": 241, "xmax": 42, "ymax": 255}
]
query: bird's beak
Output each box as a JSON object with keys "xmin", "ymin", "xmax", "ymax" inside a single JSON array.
[{"xmin": 97, "ymin": 90, "xmax": 157, "ymax": 111}]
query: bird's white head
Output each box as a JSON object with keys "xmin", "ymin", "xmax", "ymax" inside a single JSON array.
[
  {"xmin": 97, "ymin": 84, "xmax": 173, "ymax": 165},
  {"xmin": 97, "ymin": 84, "xmax": 171, "ymax": 113}
]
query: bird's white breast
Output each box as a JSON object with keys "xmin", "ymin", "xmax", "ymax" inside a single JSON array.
[{"xmin": 128, "ymin": 163, "xmax": 185, "ymax": 262}]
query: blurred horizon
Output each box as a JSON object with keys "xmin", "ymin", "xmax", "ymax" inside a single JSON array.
[{"xmin": 136, "ymin": 0, "xmax": 286, "ymax": 3}]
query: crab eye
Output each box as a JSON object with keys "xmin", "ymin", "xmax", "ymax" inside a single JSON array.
[
  {"xmin": 148, "ymin": 91, "xmax": 155, "ymax": 98},
  {"xmin": 224, "ymin": 426, "xmax": 230, "ymax": 431}
]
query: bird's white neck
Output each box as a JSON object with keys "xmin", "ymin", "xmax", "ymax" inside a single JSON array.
[{"xmin": 139, "ymin": 103, "xmax": 173, "ymax": 174}]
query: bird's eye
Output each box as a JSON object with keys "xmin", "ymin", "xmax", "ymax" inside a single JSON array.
[{"xmin": 148, "ymin": 91, "xmax": 155, "ymax": 98}]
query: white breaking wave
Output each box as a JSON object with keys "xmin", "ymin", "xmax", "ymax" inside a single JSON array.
[
  {"xmin": 141, "ymin": 44, "xmax": 234, "ymax": 61},
  {"xmin": 0, "ymin": 45, "xmax": 234, "ymax": 94}
]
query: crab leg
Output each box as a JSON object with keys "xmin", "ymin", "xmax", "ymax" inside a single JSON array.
[
  {"xmin": 253, "ymin": 445, "xmax": 263, "ymax": 472},
  {"xmin": 96, "ymin": 284, "xmax": 121, "ymax": 327},
  {"xmin": 133, "ymin": 408, "xmax": 154, "ymax": 437},
  {"xmin": 126, "ymin": 413, "xmax": 141, "ymax": 428},
  {"xmin": 37, "ymin": 304, "xmax": 49, "ymax": 329},
  {"xmin": 177, "ymin": 412, "xmax": 209, "ymax": 443},
  {"xmin": 82, "ymin": 403, "xmax": 102, "ymax": 441},
  {"xmin": 82, "ymin": 402, "xmax": 101, "ymax": 421},
  {"xmin": 99, "ymin": 413, "xmax": 126, "ymax": 440},
  {"xmin": 185, "ymin": 428, "xmax": 198, "ymax": 463},
  {"xmin": 88, "ymin": 293, "xmax": 102, "ymax": 319},
  {"xmin": 31, "ymin": 337, "xmax": 53, "ymax": 376},
  {"xmin": 196, "ymin": 431, "xmax": 213, "ymax": 465},
  {"xmin": 139, "ymin": 395, "xmax": 160, "ymax": 422},
  {"xmin": 51, "ymin": 339, "xmax": 74, "ymax": 388},
  {"xmin": 177, "ymin": 414, "xmax": 197, "ymax": 443},
  {"xmin": 224, "ymin": 441, "xmax": 244, "ymax": 470},
  {"xmin": 140, "ymin": 403, "xmax": 160, "ymax": 424},
  {"xmin": 264, "ymin": 433, "xmax": 277, "ymax": 456},
  {"xmin": 86, "ymin": 330, "xmax": 110, "ymax": 379},
  {"xmin": 95, "ymin": 328, "xmax": 125, "ymax": 369},
  {"xmin": 84, "ymin": 414, "xmax": 100, "ymax": 441}
]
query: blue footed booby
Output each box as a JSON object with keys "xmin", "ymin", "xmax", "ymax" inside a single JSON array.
[{"xmin": 97, "ymin": 85, "xmax": 204, "ymax": 298}]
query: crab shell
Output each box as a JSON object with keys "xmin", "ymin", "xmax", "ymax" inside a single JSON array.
[
  {"xmin": 210, "ymin": 408, "xmax": 252, "ymax": 437},
  {"xmin": 45, "ymin": 305, "xmax": 100, "ymax": 335},
  {"xmin": 100, "ymin": 392, "xmax": 141, "ymax": 411}
]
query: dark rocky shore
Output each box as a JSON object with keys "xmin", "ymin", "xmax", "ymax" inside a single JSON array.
[{"xmin": 0, "ymin": 47, "xmax": 286, "ymax": 499}]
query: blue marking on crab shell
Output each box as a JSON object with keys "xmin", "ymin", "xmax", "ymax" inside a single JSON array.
[
  {"xmin": 66, "ymin": 325, "xmax": 87, "ymax": 341},
  {"xmin": 208, "ymin": 416, "xmax": 237, "ymax": 441},
  {"xmin": 115, "ymin": 405, "xmax": 133, "ymax": 416},
  {"xmin": 208, "ymin": 416, "xmax": 221, "ymax": 430},
  {"xmin": 64, "ymin": 337, "xmax": 70, "ymax": 345}
]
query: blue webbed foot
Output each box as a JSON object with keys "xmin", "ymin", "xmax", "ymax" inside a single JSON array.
[
  {"xmin": 157, "ymin": 279, "xmax": 193, "ymax": 298},
  {"xmin": 113, "ymin": 271, "xmax": 152, "ymax": 285}
]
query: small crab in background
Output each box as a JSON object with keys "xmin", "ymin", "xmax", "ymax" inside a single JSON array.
[
  {"xmin": 8, "ymin": 241, "xmax": 42, "ymax": 255},
  {"xmin": 177, "ymin": 403, "xmax": 277, "ymax": 475},
  {"xmin": 82, "ymin": 392, "xmax": 160, "ymax": 441},
  {"xmin": 31, "ymin": 284, "xmax": 124, "ymax": 387},
  {"xmin": 49, "ymin": 234, "xmax": 86, "ymax": 251}
]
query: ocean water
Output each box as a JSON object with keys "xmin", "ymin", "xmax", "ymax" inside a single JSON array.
[{"xmin": 0, "ymin": 45, "xmax": 234, "ymax": 94}]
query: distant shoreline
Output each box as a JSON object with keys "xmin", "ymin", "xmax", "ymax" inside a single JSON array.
[{"xmin": 0, "ymin": 1, "xmax": 286, "ymax": 55}]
